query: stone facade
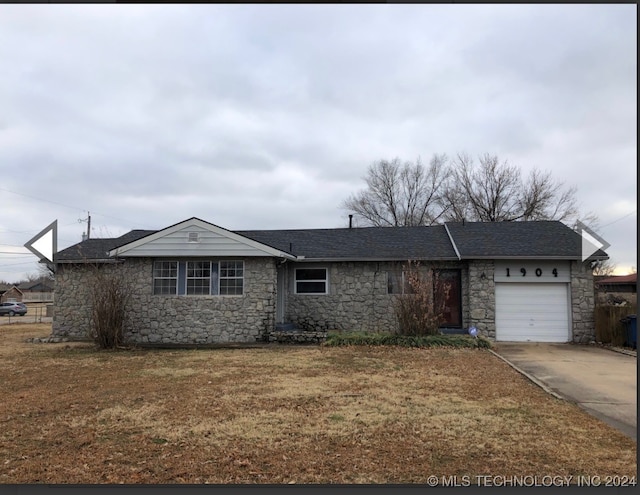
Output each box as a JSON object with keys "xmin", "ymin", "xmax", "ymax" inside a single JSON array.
[
  {"xmin": 53, "ymin": 257, "xmax": 277, "ymax": 344},
  {"xmin": 53, "ymin": 255, "xmax": 596, "ymax": 345},
  {"xmin": 467, "ymin": 260, "xmax": 496, "ymax": 338},
  {"xmin": 284, "ymin": 260, "xmax": 469, "ymax": 334},
  {"xmin": 570, "ymin": 260, "xmax": 596, "ymax": 343}
]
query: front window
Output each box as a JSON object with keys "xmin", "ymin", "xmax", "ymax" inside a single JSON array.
[
  {"xmin": 187, "ymin": 261, "xmax": 211, "ymax": 295},
  {"xmin": 220, "ymin": 261, "xmax": 244, "ymax": 295},
  {"xmin": 153, "ymin": 261, "xmax": 178, "ymax": 295},
  {"xmin": 152, "ymin": 260, "xmax": 243, "ymax": 296},
  {"xmin": 295, "ymin": 268, "xmax": 328, "ymax": 294},
  {"xmin": 387, "ymin": 271, "xmax": 416, "ymax": 295}
]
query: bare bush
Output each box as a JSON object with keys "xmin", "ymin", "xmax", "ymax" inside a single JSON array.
[
  {"xmin": 88, "ymin": 265, "xmax": 131, "ymax": 349},
  {"xmin": 393, "ymin": 261, "xmax": 448, "ymax": 336}
]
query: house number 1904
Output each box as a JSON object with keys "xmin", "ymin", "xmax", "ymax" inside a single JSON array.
[{"xmin": 505, "ymin": 268, "xmax": 558, "ymax": 277}]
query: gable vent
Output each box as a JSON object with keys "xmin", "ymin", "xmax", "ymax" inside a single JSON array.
[{"xmin": 187, "ymin": 232, "xmax": 200, "ymax": 243}]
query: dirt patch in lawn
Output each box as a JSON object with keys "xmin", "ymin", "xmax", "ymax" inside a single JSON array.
[{"xmin": 0, "ymin": 324, "xmax": 636, "ymax": 484}]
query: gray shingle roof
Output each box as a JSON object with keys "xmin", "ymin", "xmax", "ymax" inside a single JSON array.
[
  {"xmin": 55, "ymin": 230, "xmax": 156, "ymax": 262},
  {"xmin": 54, "ymin": 220, "xmax": 607, "ymax": 262},
  {"xmin": 238, "ymin": 225, "xmax": 458, "ymax": 260},
  {"xmin": 445, "ymin": 221, "xmax": 608, "ymax": 259}
]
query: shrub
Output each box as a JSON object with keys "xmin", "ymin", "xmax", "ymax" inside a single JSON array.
[
  {"xmin": 324, "ymin": 331, "xmax": 492, "ymax": 349},
  {"xmin": 393, "ymin": 260, "xmax": 448, "ymax": 336},
  {"xmin": 87, "ymin": 265, "xmax": 131, "ymax": 349}
]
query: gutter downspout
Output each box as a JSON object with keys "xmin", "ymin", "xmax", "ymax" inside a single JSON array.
[{"xmin": 444, "ymin": 223, "xmax": 462, "ymax": 261}]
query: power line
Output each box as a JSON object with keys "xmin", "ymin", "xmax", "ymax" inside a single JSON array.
[
  {"xmin": 600, "ymin": 210, "xmax": 637, "ymax": 230},
  {"xmin": 0, "ymin": 261, "xmax": 40, "ymax": 268},
  {"xmin": 0, "ymin": 187, "xmax": 141, "ymax": 227}
]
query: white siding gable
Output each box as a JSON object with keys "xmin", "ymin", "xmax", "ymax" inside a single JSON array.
[{"xmin": 108, "ymin": 218, "xmax": 296, "ymax": 259}]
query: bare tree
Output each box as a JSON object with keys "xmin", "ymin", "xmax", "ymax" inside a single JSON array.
[
  {"xmin": 342, "ymin": 155, "xmax": 450, "ymax": 227},
  {"xmin": 345, "ymin": 152, "xmax": 585, "ymax": 227},
  {"xmin": 441, "ymin": 153, "xmax": 580, "ymax": 223},
  {"xmin": 592, "ymin": 259, "xmax": 617, "ymax": 277},
  {"xmin": 37, "ymin": 262, "xmax": 55, "ymax": 281}
]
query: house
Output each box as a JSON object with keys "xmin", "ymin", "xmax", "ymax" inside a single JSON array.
[
  {"xmin": 0, "ymin": 285, "xmax": 23, "ymax": 304},
  {"xmin": 18, "ymin": 278, "xmax": 55, "ymax": 303},
  {"xmin": 51, "ymin": 217, "xmax": 606, "ymax": 345},
  {"xmin": 595, "ymin": 273, "xmax": 637, "ymax": 306}
]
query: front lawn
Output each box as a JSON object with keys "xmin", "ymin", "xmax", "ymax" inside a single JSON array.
[{"xmin": 0, "ymin": 323, "xmax": 636, "ymax": 484}]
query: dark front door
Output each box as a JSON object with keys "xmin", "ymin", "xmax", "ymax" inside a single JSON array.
[{"xmin": 435, "ymin": 269, "xmax": 462, "ymax": 328}]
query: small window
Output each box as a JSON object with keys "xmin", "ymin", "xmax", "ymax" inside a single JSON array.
[
  {"xmin": 153, "ymin": 261, "xmax": 178, "ymax": 295},
  {"xmin": 220, "ymin": 260, "xmax": 244, "ymax": 295},
  {"xmin": 295, "ymin": 268, "xmax": 328, "ymax": 294},
  {"xmin": 187, "ymin": 232, "xmax": 200, "ymax": 243},
  {"xmin": 387, "ymin": 271, "xmax": 415, "ymax": 295}
]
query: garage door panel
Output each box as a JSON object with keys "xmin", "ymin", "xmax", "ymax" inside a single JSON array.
[{"xmin": 496, "ymin": 283, "xmax": 569, "ymax": 342}]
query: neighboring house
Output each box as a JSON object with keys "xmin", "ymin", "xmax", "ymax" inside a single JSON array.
[
  {"xmin": 595, "ymin": 273, "xmax": 637, "ymax": 306},
  {"xmin": 52, "ymin": 217, "xmax": 606, "ymax": 345},
  {"xmin": 18, "ymin": 279, "xmax": 55, "ymax": 303},
  {"xmin": 0, "ymin": 285, "xmax": 23, "ymax": 304}
]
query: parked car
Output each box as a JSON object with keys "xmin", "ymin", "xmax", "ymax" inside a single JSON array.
[{"xmin": 0, "ymin": 302, "xmax": 27, "ymax": 316}]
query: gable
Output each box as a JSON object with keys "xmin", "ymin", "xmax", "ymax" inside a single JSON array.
[{"xmin": 108, "ymin": 217, "xmax": 296, "ymax": 259}]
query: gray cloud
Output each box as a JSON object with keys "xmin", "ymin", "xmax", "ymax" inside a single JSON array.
[{"xmin": 0, "ymin": 4, "xmax": 636, "ymax": 281}]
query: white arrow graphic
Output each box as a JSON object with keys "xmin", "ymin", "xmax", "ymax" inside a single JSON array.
[
  {"xmin": 24, "ymin": 220, "xmax": 57, "ymax": 263},
  {"xmin": 576, "ymin": 220, "xmax": 610, "ymax": 262}
]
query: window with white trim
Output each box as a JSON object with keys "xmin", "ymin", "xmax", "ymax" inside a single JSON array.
[
  {"xmin": 187, "ymin": 261, "xmax": 211, "ymax": 295},
  {"xmin": 295, "ymin": 268, "xmax": 328, "ymax": 294},
  {"xmin": 152, "ymin": 260, "xmax": 243, "ymax": 296},
  {"xmin": 153, "ymin": 261, "xmax": 178, "ymax": 295},
  {"xmin": 220, "ymin": 260, "xmax": 244, "ymax": 295}
]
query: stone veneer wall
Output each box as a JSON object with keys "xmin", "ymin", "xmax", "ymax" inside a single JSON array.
[
  {"xmin": 571, "ymin": 260, "xmax": 596, "ymax": 343},
  {"xmin": 467, "ymin": 260, "xmax": 496, "ymax": 338},
  {"xmin": 285, "ymin": 261, "xmax": 469, "ymax": 333},
  {"xmin": 53, "ymin": 257, "xmax": 277, "ymax": 344}
]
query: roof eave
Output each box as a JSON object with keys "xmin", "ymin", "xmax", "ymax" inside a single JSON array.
[
  {"xmin": 291, "ymin": 256, "xmax": 461, "ymax": 263},
  {"xmin": 55, "ymin": 258, "xmax": 123, "ymax": 264},
  {"xmin": 458, "ymin": 255, "xmax": 609, "ymax": 261}
]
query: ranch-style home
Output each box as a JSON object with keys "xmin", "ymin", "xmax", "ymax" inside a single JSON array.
[{"xmin": 52, "ymin": 217, "xmax": 606, "ymax": 345}]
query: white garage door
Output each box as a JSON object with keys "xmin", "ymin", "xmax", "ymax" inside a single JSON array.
[{"xmin": 495, "ymin": 283, "xmax": 570, "ymax": 342}]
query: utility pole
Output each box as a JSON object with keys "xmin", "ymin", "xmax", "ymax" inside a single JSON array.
[{"xmin": 79, "ymin": 211, "xmax": 91, "ymax": 241}]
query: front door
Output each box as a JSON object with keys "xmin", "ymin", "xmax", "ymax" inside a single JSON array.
[{"xmin": 435, "ymin": 269, "xmax": 462, "ymax": 328}]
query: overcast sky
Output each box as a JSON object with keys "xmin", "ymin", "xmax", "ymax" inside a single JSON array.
[{"xmin": 0, "ymin": 4, "xmax": 636, "ymax": 283}]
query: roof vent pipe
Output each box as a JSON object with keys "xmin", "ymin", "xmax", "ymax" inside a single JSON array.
[{"xmin": 349, "ymin": 214, "xmax": 353, "ymax": 229}]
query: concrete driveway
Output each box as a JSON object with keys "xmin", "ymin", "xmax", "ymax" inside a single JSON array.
[{"xmin": 492, "ymin": 343, "xmax": 637, "ymax": 441}]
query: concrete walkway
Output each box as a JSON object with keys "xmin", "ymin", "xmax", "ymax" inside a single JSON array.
[{"xmin": 493, "ymin": 343, "xmax": 637, "ymax": 441}]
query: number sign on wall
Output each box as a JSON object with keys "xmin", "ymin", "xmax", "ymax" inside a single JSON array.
[{"xmin": 493, "ymin": 261, "xmax": 570, "ymax": 283}]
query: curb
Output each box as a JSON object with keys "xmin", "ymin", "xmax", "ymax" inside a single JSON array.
[
  {"xmin": 488, "ymin": 349, "xmax": 565, "ymax": 401},
  {"xmin": 604, "ymin": 347, "xmax": 637, "ymax": 357}
]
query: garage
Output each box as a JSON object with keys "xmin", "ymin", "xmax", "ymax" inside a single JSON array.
[{"xmin": 494, "ymin": 261, "xmax": 571, "ymax": 342}]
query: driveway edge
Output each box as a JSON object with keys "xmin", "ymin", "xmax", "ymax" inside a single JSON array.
[{"xmin": 488, "ymin": 349, "xmax": 566, "ymax": 401}]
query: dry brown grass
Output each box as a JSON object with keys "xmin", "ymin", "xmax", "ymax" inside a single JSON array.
[{"xmin": 0, "ymin": 324, "xmax": 636, "ymax": 484}]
